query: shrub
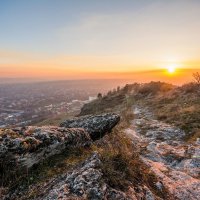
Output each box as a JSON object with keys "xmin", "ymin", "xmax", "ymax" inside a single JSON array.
[
  {"xmin": 180, "ymin": 82, "xmax": 199, "ymax": 94},
  {"xmin": 138, "ymin": 82, "xmax": 174, "ymax": 96},
  {"xmin": 193, "ymin": 72, "xmax": 200, "ymax": 85}
]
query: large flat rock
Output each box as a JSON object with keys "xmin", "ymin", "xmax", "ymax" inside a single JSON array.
[{"xmin": 60, "ymin": 113, "xmax": 120, "ymax": 140}]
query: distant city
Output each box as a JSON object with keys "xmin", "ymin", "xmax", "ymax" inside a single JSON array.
[{"xmin": 0, "ymin": 79, "xmax": 129, "ymax": 127}]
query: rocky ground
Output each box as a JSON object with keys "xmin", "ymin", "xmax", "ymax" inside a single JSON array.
[
  {"xmin": 31, "ymin": 106, "xmax": 200, "ymax": 200},
  {"xmin": 125, "ymin": 106, "xmax": 200, "ymax": 200},
  {"xmin": 1, "ymin": 105, "xmax": 199, "ymax": 199},
  {"xmin": 0, "ymin": 114, "xmax": 123, "ymax": 200},
  {"xmin": 41, "ymin": 152, "xmax": 132, "ymax": 200}
]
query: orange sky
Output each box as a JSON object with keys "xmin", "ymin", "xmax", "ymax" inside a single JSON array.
[
  {"xmin": 0, "ymin": 50, "xmax": 200, "ymax": 84},
  {"xmin": 1, "ymin": 0, "xmax": 200, "ymax": 84},
  {"xmin": 1, "ymin": 59, "xmax": 199, "ymax": 85}
]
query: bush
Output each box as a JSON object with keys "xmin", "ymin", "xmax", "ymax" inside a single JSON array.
[
  {"xmin": 193, "ymin": 72, "xmax": 200, "ymax": 85},
  {"xmin": 180, "ymin": 82, "xmax": 199, "ymax": 94},
  {"xmin": 138, "ymin": 82, "xmax": 174, "ymax": 96}
]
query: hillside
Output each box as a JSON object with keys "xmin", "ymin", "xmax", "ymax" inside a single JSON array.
[
  {"xmin": 0, "ymin": 81, "xmax": 199, "ymax": 200},
  {"xmin": 133, "ymin": 82, "xmax": 200, "ymax": 142},
  {"xmin": 80, "ymin": 81, "xmax": 200, "ymax": 141}
]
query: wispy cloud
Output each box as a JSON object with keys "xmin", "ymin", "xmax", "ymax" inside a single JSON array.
[{"xmin": 58, "ymin": 0, "xmax": 200, "ymax": 62}]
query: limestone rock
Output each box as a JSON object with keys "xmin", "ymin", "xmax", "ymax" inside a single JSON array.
[
  {"xmin": 43, "ymin": 153, "xmax": 134, "ymax": 200},
  {"xmin": 60, "ymin": 113, "xmax": 120, "ymax": 140},
  {"xmin": 0, "ymin": 126, "xmax": 91, "ymax": 184},
  {"xmin": 126, "ymin": 106, "xmax": 200, "ymax": 199}
]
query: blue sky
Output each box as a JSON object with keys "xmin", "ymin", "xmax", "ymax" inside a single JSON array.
[{"xmin": 0, "ymin": 0, "xmax": 151, "ymax": 54}]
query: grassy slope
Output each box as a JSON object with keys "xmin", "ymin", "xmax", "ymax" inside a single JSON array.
[
  {"xmin": 6, "ymin": 81, "xmax": 199, "ymax": 199},
  {"xmin": 133, "ymin": 82, "xmax": 200, "ymax": 142},
  {"xmin": 84, "ymin": 81, "xmax": 200, "ymax": 142}
]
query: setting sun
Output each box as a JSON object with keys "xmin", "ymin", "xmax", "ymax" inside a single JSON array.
[{"xmin": 167, "ymin": 65, "xmax": 176, "ymax": 74}]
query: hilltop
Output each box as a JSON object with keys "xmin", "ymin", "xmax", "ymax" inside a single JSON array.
[
  {"xmin": 0, "ymin": 81, "xmax": 199, "ymax": 200},
  {"xmin": 80, "ymin": 81, "xmax": 200, "ymax": 141}
]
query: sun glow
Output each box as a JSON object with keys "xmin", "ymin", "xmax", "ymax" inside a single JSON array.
[{"xmin": 167, "ymin": 65, "xmax": 177, "ymax": 73}]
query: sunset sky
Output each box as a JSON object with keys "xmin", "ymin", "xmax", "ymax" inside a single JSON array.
[{"xmin": 1, "ymin": 0, "xmax": 200, "ymax": 84}]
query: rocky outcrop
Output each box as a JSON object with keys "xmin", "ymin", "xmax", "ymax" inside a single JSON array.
[
  {"xmin": 144, "ymin": 141, "xmax": 200, "ymax": 178},
  {"xmin": 132, "ymin": 106, "xmax": 200, "ymax": 178},
  {"xmin": 39, "ymin": 153, "xmax": 165, "ymax": 200},
  {"xmin": 3, "ymin": 152, "xmax": 162, "ymax": 200},
  {"xmin": 142, "ymin": 158, "xmax": 200, "ymax": 200},
  {"xmin": 125, "ymin": 106, "xmax": 200, "ymax": 200},
  {"xmin": 0, "ymin": 113, "xmax": 120, "ymax": 187},
  {"xmin": 42, "ymin": 153, "xmax": 135, "ymax": 200},
  {"xmin": 60, "ymin": 113, "xmax": 120, "ymax": 140},
  {"xmin": 0, "ymin": 126, "xmax": 91, "ymax": 184}
]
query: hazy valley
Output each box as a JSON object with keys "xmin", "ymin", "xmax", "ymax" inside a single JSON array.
[{"xmin": 0, "ymin": 80, "xmax": 130, "ymax": 127}]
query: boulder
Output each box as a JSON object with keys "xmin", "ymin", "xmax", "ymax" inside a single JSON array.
[
  {"xmin": 0, "ymin": 126, "xmax": 91, "ymax": 185},
  {"xmin": 60, "ymin": 113, "xmax": 120, "ymax": 140}
]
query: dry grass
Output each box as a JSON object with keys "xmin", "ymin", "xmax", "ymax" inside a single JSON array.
[
  {"xmin": 4, "ymin": 147, "xmax": 92, "ymax": 199},
  {"xmin": 154, "ymin": 103, "xmax": 200, "ymax": 141},
  {"xmin": 187, "ymin": 130, "xmax": 200, "ymax": 143},
  {"xmin": 134, "ymin": 82, "xmax": 200, "ymax": 142},
  {"xmin": 90, "ymin": 127, "xmax": 170, "ymax": 199},
  {"xmin": 97, "ymin": 130, "xmax": 141, "ymax": 190}
]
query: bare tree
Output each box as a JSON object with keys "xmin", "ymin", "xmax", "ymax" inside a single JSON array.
[{"xmin": 193, "ymin": 72, "xmax": 200, "ymax": 85}]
